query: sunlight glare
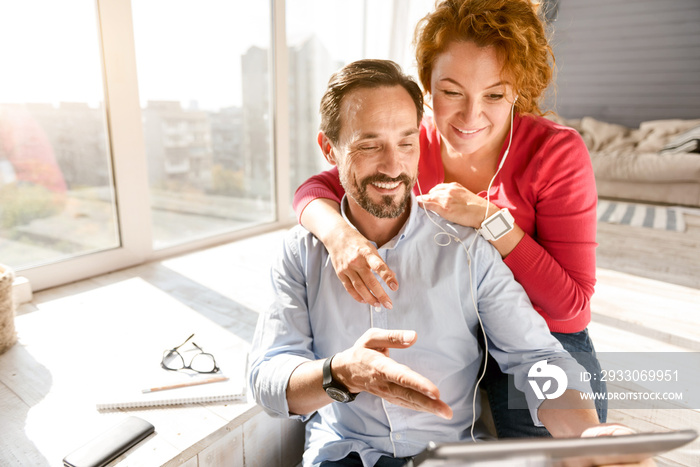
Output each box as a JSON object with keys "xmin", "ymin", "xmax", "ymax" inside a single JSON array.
[{"xmin": 0, "ymin": 0, "xmax": 103, "ymax": 106}]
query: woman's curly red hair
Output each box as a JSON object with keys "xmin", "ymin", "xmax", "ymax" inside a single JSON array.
[{"xmin": 414, "ymin": 0, "xmax": 554, "ymax": 116}]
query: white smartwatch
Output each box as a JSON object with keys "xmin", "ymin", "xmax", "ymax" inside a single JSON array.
[{"xmin": 479, "ymin": 208, "xmax": 514, "ymax": 241}]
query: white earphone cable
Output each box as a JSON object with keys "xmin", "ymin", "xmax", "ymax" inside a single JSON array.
[
  {"xmin": 482, "ymin": 95, "xmax": 517, "ymax": 225},
  {"xmin": 415, "ymin": 95, "xmax": 518, "ymax": 441},
  {"xmin": 416, "ymin": 179, "xmax": 486, "ymax": 442}
]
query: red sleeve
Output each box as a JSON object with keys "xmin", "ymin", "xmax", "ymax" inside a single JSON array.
[
  {"xmin": 292, "ymin": 166, "xmax": 346, "ymax": 222},
  {"xmin": 503, "ymin": 127, "xmax": 597, "ymax": 332}
]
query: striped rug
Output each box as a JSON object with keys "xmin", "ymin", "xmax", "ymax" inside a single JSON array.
[{"xmin": 597, "ymin": 200, "xmax": 686, "ymax": 232}]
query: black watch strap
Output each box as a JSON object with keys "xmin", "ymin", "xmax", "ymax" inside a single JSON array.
[
  {"xmin": 322, "ymin": 355, "xmax": 356, "ymax": 403},
  {"xmin": 322, "ymin": 355, "xmax": 334, "ymax": 387}
]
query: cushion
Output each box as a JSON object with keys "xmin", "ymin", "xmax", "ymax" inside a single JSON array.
[{"xmin": 659, "ymin": 125, "xmax": 700, "ymax": 155}]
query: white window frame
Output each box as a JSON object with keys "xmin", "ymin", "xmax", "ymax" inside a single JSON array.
[{"xmin": 18, "ymin": 0, "xmax": 293, "ymax": 292}]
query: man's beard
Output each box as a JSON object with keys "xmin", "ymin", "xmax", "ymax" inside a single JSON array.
[{"xmin": 344, "ymin": 172, "xmax": 414, "ymax": 219}]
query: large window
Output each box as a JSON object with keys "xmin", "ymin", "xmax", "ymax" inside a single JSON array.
[
  {"xmin": 2, "ymin": 0, "xmax": 438, "ymax": 292},
  {"xmin": 132, "ymin": 1, "xmax": 275, "ymax": 249},
  {"xmin": 0, "ymin": 1, "xmax": 119, "ymax": 269}
]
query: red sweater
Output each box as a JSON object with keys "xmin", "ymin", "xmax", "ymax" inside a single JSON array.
[{"xmin": 293, "ymin": 114, "xmax": 597, "ymax": 333}]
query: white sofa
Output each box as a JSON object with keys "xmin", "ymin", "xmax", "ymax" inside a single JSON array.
[{"xmin": 549, "ymin": 116, "xmax": 700, "ymax": 207}]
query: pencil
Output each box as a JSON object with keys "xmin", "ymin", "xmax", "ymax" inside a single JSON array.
[{"xmin": 142, "ymin": 375, "xmax": 229, "ymax": 393}]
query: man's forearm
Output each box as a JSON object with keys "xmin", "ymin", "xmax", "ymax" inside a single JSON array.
[
  {"xmin": 538, "ymin": 389, "xmax": 600, "ymax": 438},
  {"xmin": 286, "ymin": 359, "xmax": 332, "ymax": 416}
]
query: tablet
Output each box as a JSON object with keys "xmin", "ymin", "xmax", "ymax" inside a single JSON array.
[{"xmin": 411, "ymin": 429, "xmax": 697, "ymax": 467}]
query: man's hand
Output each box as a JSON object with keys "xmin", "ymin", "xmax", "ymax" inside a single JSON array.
[
  {"xmin": 333, "ymin": 328, "xmax": 453, "ymax": 420},
  {"xmin": 540, "ymin": 396, "xmax": 656, "ymax": 467},
  {"xmin": 582, "ymin": 424, "xmax": 657, "ymax": 467},
  {"xmin": 581, "ymin": 423, "xmax": 637, "ymax": 438}
]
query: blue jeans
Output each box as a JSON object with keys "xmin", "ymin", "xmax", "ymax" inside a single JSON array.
[
  {"xmin": 482, "ymin": 328, "xmax": 607, "ymax": 438},
  {"xmin": 319, "ymin": 452, "xmax": 411, "ymax": 467}
]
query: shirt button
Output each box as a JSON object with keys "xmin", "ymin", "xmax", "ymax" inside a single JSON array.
[{"xmin": 394, "ymin": 433, "xmax": 402, "ymax": 440}]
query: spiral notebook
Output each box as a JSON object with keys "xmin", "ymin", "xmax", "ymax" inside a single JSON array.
[
  {"xmin": 96, "ymin": 372, "xmax": 246, "ymax": 410},
  {"xmin": 96, "ymin": 349, "xmax": 249, "ymax": 411}
]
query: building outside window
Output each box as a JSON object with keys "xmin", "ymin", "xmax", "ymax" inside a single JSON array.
[{"xmin": 131, "ymin": 0, "xmax": 275, "ymax": 249}]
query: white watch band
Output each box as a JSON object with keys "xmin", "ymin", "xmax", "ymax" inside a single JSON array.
[{"xmin": 479, "ymin": 208, "xmax": 514, "ymax": 241}]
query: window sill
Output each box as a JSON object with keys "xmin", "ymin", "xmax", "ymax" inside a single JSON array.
[{"xmin": 13, "ymin": 276, "xmax": 33, "ymax": 305}]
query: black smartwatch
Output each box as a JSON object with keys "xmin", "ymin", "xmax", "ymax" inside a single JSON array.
[{"xmin": 322, "ymin": 355, "xmax": 357, "ymax": 403}]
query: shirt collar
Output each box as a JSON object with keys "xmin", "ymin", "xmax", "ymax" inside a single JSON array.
[{"xmin": 339, "ymin": 193, "xmax": 419, "ymax": 250}]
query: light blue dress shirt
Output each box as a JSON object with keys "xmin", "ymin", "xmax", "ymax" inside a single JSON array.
[{"xmin": 249, "ymin": 195, "xmax": 592, "ymax": 467}]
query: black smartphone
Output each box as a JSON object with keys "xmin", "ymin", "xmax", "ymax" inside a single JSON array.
[{"xmin": 63, "ymin": 416, "xmax": 155, "ymax": 467}]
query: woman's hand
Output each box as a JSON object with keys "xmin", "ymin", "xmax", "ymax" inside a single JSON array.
[
  {"xmin": 416, "ymin": 182, "xmax": 524, "ymax": 258},
  {"xmin": 325, "ymin": 223, "xmax": 398, "ymax": 309},
  {"xmin": 416, "ymin": 182, "xmax": 498, "ymax": 228}
]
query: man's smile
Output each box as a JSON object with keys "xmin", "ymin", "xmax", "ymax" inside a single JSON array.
[{"xmin": 371, "ymin": 180, "xmax": 402, "ymax": 190}]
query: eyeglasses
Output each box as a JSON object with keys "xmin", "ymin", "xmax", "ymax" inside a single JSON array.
[{"xmin": 161, "ymin": 334, "xmax": 220, "ymax": 374}]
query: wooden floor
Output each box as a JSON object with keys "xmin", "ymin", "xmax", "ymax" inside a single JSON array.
[
  {"xmin": 3, "ymin": 207, "xmax": 699, "ymax": 466},
  {"xmin": 591, "ymin": 207, "xmax": 700, "ymax": 465},
  {"xmin": 596, "ymin": 206, "xmax": 700, "ymax": 290}
]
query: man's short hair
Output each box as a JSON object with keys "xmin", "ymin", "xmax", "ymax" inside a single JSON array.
[{"xmin": 319, "ymin": 59, "xmax": 424, "ymax": 145}]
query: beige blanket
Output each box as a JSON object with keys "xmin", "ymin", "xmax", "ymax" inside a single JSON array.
[
  {"xmin": 550, "ymin": 116, "xmax": 700, "ymax": 183},
  {"xmin": 564, "ymin": 116, "xmax": 700, "ymax": 155}
]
